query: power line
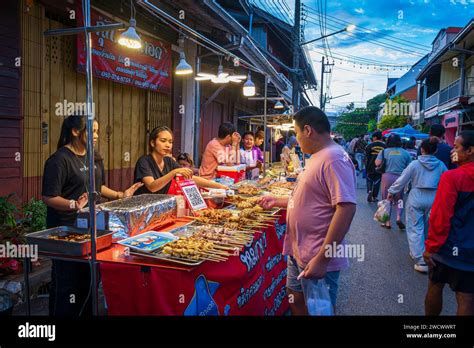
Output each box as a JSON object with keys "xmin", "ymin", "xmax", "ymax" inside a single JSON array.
[
  {"xmin": 303, "ymin": 11, "xmax": 428, "ymax": 56},
  {"xmin": 302, "ymin": 4, "xmax": 432, "ymax": 51},
  {"xmin": 308, "ymin": 47, "xmax": 416, "ymax": 68},
  {"xmin": 303, "ymin": 15, "xmax": 427, "ymax": 57}
]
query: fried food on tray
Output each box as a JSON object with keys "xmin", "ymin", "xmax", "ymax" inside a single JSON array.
[
  {"xmin": 195, "ymin": 209, "xmax": 235, "ymax": 224},
  {"xmin": 48, "ymin": 233, "xmax": 90, "ymax": 242},
  {"xmin": 162, "ymin": 236, "xmax": 230, "ymax": 262},
  {"xmin": 267, "ymin": 181, "xmax": 295, "ymax": 190},
  {"xmin": 227, "ymin": 195, "xmax": 261, "ymax": 209},
  {"xmin": 236, "ymin": 185, "xmax": 261, "ymax": 195},
  {"xmin": 257, "ymin": 176, "xmax": 273, "ymax": 186}
]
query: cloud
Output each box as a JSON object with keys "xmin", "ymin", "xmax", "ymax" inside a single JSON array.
[{"xmin": 354, "ymin": 8, "xmax": 365, "ymax": 14}]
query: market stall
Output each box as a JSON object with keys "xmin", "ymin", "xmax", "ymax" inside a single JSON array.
[{"xmin": 24, "ymin": 176, "xmax": 297, "ymax": 316}]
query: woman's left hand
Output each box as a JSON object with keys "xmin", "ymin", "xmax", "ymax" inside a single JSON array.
[{"xmin": 123, "ymin": 182, "xmax": 144, "ymax": 198}]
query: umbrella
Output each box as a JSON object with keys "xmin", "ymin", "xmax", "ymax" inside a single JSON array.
[{"xmin": 388, "ymin": 124, "xmax": 429, "ymax": 139}]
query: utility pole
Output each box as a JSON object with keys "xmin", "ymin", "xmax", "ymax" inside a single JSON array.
[
  {"xmin": 319, "ymin": 56, "xmax": 334, "ymax": 111},
  {"xmin": 292, "ymin": 0, "xmax": 301, "ymax": 111},
  {"xmin": 320, "ymin": 56, "xmax": 325, "ymax": 110}
]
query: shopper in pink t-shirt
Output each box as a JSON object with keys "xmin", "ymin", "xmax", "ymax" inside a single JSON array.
[
  {"xmin": 260, "ymin": 106, "xmax": 357, "ymax": 315},
  {"xmin": 199, "ymin": 122, "xmax": 241, "ymax": 179}
]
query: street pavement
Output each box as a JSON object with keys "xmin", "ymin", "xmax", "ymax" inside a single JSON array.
[{"xmin": 337, "ymin": 177, "xmax": 457, "ymax": 315}]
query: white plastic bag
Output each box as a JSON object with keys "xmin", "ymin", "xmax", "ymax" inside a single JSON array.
[
  {"xmin": 302, "ymin": 278, "xmax": 334, "ymax": 316},
  {"xmin": 374, "ymin": 199, "xmax": 391, "ymax": 223}
]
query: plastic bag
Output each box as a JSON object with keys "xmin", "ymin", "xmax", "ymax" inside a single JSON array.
[
  {"xmin": 374, "ymin": 199, "xmax": 391, "ymax": 223},
  {"xmin": 302, "ymin": 278, "xmax": 334, "ymax": 316}
]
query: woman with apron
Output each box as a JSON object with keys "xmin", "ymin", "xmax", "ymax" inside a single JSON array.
[
  {"xmin": 134, "ymin": 126, "xmax": 227, "ymax": 195},
  {"xmin": 42, "ymin": 115, "xmax": 141, "ymax": 316}
]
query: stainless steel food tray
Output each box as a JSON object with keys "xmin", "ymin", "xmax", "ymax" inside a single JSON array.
[
  {"xmin": 129, "ymin": 222, "xmax": 204, "ymax": 266},
  {"xmin": 26, "ymin": 226, "xmax": 113, "ymax": 256}
]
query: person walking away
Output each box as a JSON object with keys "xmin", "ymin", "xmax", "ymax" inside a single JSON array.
[
  {"xmin": 365, "ymin": 131, "xmax": 386, "ymax": 202},
  {"xmin": 418, "ymin": 125, "xmax": 455, "ymax": 169},
  {"xmin": 348, "ymin": 136, "xmax": 359, "ymax": 156},
  {"xmin": 259, "ymin": 106, "xmax": 357, "ymax": 315},
  {"xmin": 424, "ymin": 131, "xmax": 474, "ymax": 316},
  {"xmin": 387, "ymin": 138, "xmax": 447, "ymax": 273},
  {"xmin": 354, "ymin": 135, "xmax": 367, "ymax": 177},
  {"xmin": 404, "ymin": 140, "xmax": 418, "ymax": 161},
  {"xmin": 375, "ymin": 134, "xmax": 412, "ymax": 230}
]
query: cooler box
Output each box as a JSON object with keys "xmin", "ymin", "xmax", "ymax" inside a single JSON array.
[{"xmin": 216, "ymin": 164, "xmax": 246, "ymax": 183}]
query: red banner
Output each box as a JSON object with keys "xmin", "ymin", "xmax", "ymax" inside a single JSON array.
[
  {"xmin": 100, "ymin": 217, "xmax": 289, "ymax": 315},
  {"xmin": 77, "ymin": 7, "xmax": 172, "ymax": 94}
]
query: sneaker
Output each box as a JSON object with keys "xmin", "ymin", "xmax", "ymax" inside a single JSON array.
[
  {"xmin": 367, "ymin": 192, "xmax": 373, "ymax": 202},
  {"xmin": 414, "ymin": 263, "xmax": 428, "ymax": 273}
]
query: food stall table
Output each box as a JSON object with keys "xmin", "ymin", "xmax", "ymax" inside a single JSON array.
[{"xmin": 98, "ymin": 214, "xmax": 289, "ymax": 315}]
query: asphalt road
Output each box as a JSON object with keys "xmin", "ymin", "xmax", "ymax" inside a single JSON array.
[{"xmin": 337, "ymin": 179, "xmax": 457, "ymax": 315}]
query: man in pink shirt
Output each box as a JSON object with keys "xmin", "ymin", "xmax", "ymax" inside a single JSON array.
[
  {"xmin": 199, "ymin": 122, "xmax": 241, "ymax": 179},
  {"xmin": 260, "ymin": 106, "xmax": 357, "ymax": 315}
]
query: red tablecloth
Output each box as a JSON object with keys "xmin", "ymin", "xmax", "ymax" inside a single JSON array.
[{"xmin": 100, "ymin": 215, "xmax": 289, "ymax": 315}]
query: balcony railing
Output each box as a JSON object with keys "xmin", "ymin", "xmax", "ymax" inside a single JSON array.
[
  {"xmin": 424, "ymin": 91, "xmax": 439, "ymax": 110},
  {"xmin": 423, "ymin": 78, "xmax": 463, "ymax": 111},
  {"xmin": 439, "ymin": 78, "xmax": 461, "ymax": 105}
]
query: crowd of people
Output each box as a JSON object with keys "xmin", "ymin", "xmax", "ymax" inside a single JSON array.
[{"xmin": 342, "ymin": 124, "xmax": 474, "ymax": 315}]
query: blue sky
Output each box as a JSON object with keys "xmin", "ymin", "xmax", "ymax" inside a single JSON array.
[{"xmin": 252, "ymin": 0, "xmax": 473, "ymax": 112}]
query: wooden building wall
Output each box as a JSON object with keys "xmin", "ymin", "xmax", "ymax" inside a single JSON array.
[
  {"xmin": 0, "ymin": 0, "xmax": 22, "ymax": 200},
  {"xmin": 21, "ymin": 0, "xmax": 171, "ymax": 201}
]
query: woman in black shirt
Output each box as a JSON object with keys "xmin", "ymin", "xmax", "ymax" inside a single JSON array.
[
  {"xmin": 134, "ymin": 126, "xmax": 227, "ymax": 195},
  {"xmin": 42, "ymin": 116, "xmax": 141, "ymax": 316}
]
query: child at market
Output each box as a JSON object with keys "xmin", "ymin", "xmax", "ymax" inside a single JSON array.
[
  {"xmin": 240, "ymin": 131, "xmax": 262, "ymax": 180},
  {"xmin": 176, "ymin": 152, "xmax": 199, "ymax": 175}
]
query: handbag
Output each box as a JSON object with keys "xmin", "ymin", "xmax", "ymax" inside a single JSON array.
[{"xmin": 375, "ymin": 149, "xmax": 386, "ymax": 174}]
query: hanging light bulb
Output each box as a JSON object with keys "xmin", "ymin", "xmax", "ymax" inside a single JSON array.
[
  {"xmin": 274, "ymin": 101, "xmax": 284, "ymax": 109},
  {"xmin": 119, "ymin": 18, "xmax": 142, "ymax": 49},
  {"xmin": 243, "ymin": 72, "xmax": 256, "ymax": 96},
  {"xmin": 211, "ymin": 64, "xmax": 229, "ymax": 83},
  {"xmin": 118, "ymin": 2, "xmax": 141, "ymax": 49},
  {"xmin": 175, "ymin": 51, "xmax": 193, "ymax": 75}
]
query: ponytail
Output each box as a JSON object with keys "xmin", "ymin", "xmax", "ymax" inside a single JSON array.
[
  {"xmin": 420, "ymin": 137, "xmax": 439, "ymax": 155},
  {"xmin": 148, "ymin": 126, "xmax": 172, "ymax": 153},
  {"xmin": 57, "ymin": 115, "xmax": 87, "ymax": 150}
]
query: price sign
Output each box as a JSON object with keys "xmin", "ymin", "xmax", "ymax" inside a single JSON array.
[{"xmin": 178, "ymin": 180, "xmax": 208, "ymax": 213}]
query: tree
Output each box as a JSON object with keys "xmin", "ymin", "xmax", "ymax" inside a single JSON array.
[
  {"xmin": 366, "ymin": 93, "xmax": 386, "ymax": 118},
  {"xmin": 367, "ymin": 119, "xmax": 377, "ymax": 132},
  {"xmin": 377, "ymin": 95, "xmax": 410, "ymax": 130},
  {"xmin": 334, "ymin": 108, "xmax": 370, "ymax": 139}
]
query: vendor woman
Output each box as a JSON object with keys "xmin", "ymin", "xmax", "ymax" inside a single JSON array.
[
  {"xmin": 42, "ymin": 115, "xmax": 142, "ymax": 316},
  {"xmin": 134, "ymin": 126, "xmax": 227, "ymax": 194}
]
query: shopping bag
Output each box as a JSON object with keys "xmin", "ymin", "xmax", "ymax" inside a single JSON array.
[
  {"xmin": 302, "ymin": 278, "xmax": 334, "ymax": 316},
  {"xmin": 374, "ymin": 199, "xmax": 391, "ymax": 223}
]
